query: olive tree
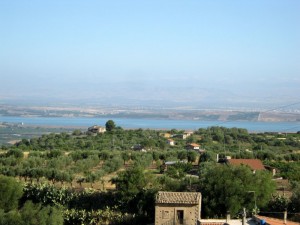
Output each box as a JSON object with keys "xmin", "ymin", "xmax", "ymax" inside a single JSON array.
[{"xmin": 199, "ymin": 165, "xmax": 275, "ymax": 218}]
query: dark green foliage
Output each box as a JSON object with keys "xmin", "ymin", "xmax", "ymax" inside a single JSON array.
[
  {"xmin": 0, "ymin": 177, "xmax": 63, "ymax": 225},
  {"xmin": 290, "ymin": 182, "xmax": 300, "ymax": 214},
  {"xmin": 132, "ymin": 152, "xmax": 153, "ymax": 169},
  {"xmin": 199, "ymin": 164, "xmax": 275, "ymax": 218},
  {"xmin": 165, "ymin": 162, "xmax": 193, "ymax": 179},
  {"xmin": 158, "ymin": 175, "xmax": 189, "ymax": 192},
  {"xmin": 72, "ymin": 129, "xmax": 82, "ymax": 136},
  {"xmin": 68, "ymin": 191, "xmax": 117, "ymax": 210},
  {"xmin": 105, "ymin": 120, "xmax": 116, "ymax": 132},
  {"xmin": 128, "ymin": 189, "xmax": 157, "ymax": 222},
  {"xmin": 46, "ymin": 149, "xmax": 62, "ymax": 158},
  {"xmin": 265, "ymin": 161, "xmax": 300, "ymax": 181},
  {"xmin": 0, "ymin": 209, "xmax": 22, "ymax": 225},
  {"xmin": 102, "ymin": 156, "xmax": 123, "ymax": 173},
  {"xmin": 200, "ymin": 152, "xmax": 216, "ymax": 162},
  {"xmin": 112, "ymin": 166, "xmax": 147, "ymax": 203},
  {"xmin": 6, "ymin": 149, "xmax": 24, "ymax": 158},
  {"xmin": 20, "ymin": 201, "xmax": 64, "ymax": 225},
  {"xmin": 265, "ymin": 195, "xmax": 289, "ymax": 212},
  {"xmin": 177, "ymin": 150, "xmax": 187, "ymax": 160},
  {"xmin": 0, "ymin": 175, "xmax": 23, "ymax": 212},
  {"xmin": 22, "ymin": 183, "xmax": 74, "ymax": 206},
  {"xmin": 187, "ymin": 150, "xmax": 197, "ymax": 162}
]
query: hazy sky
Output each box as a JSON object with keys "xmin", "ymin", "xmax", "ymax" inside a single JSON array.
[{"xmin": 0, "ymin": 0, "xmax": 299, "ymax": 108}]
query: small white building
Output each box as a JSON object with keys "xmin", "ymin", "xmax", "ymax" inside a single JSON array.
[
  {"xmin": 167, "ymin": 139, "xmax": 175, "ymax": 146},
  {"xmin": 88, "ymin": 125, "xmax": 106, "ymax": 134}
]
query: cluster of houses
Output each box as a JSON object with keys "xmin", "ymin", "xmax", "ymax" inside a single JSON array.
[
  {"xmin": 87, "ymin": 126, "xmax": 291, "ymax": 224},
  {"xmin": 163, "ymin": 131, "xmax": 203, "ymax": 152},
  {"xmin": 87, "ymin": 126, "xmax": 276, "ymax": 176}
]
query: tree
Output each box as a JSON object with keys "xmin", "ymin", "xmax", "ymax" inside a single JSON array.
[
  {"xmin": 177, "ymin": 151, "xmax": 187, "ymax": 161},
  {"xmin": 72, "ymin": 129, "xmax": 82, "ymax": 136},
  {"xmin": 290, "ymin": 182, "xmax": 300, "ymax": 214},
  {"xmin": 111, "ymin": 166, "xmax": 147, "ymax": 203},
  {"xmin": 0, "ymin": 209, "xmax": 22, "ymax": 225},
  {"xmin": 121, "ymin": 151, "xmax": 130, "ymax": 165},
  {"xmin": 0, "ymin": 175, "xmax": 23, "ymax": 212},
  {"xmin": 187, "ymin": 151, "xmax": 197, "ymax": 162},
  {"xmin": 199, "ymin": 165, "xmax": 275, "ymax": 218},
  {"xmin": 266, "ymin": 195, "xmax": 289, "ymax": 213},
  {"xmin": 20, "ymin": 201, "xmax": 64, "ymax": 225},
  {"xmin": 105, "ymin": 120, "xmax": 116, "ymax": 132},
  {"xmin": 84, "ymin": 171, "xmax": 98, "ymax": 188},
  {"xmin": 6, "ymin": 149, "xmax": 24, "ymax": 159},
  {"xmin": 199, "ymin": 152, "xmax": 216, "ymax": 162}
]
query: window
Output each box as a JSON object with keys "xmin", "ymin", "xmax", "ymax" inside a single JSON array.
[{"xmin": 162, "ymin": 210, "xmax": 170, "ymax": 219}]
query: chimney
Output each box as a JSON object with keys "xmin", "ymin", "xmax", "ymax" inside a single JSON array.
[
  {"xmin": 242, "ymin": 208, "xmax": 246, "ymax": 225},
  {"xmin": 284, "ymin": 209, "xmax": 287, "ymax": 224},
  {"xmin": 226, "ymin": 211, "xmax": 230, "ymax": 223}
]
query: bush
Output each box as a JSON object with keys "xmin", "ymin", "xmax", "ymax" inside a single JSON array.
[
  {"xmin": 6, "ymin": 149, "xmax": 24, "ymax": 159},
  {"xmin": 0, "ymin": 175, "xmax": 23, "ymax": 212}
]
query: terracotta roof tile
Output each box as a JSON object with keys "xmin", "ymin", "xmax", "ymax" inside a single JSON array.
[
  {"xmin": 156, "ymin": 191, "xmax": 201, "ymax": 204},
  {"xmin": 201, "ymin": 223, "xmax": 224, "ymax": 225},
  {"xmin": 189, "ymin": 143, "xmax": 200, "ymax": 147},
  {"xmin": 227, "ymin": 159, "xmax": 265, "ymax": 170},
  {"xmin": 256, "ymin": 216, "xmax": 300, "ymax": 225}
]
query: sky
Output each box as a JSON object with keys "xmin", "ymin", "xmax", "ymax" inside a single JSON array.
[{"xmin": 0, "ymin": 0, "xmax": 299, "ymax": 108}]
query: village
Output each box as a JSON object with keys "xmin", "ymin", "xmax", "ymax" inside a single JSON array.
[{"xmin": 1, "ymin": 120, "xmax": 300, "ymax": 224}]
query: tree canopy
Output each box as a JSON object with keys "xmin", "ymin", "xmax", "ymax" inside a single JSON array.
[
  {"xmin": 0, "ymin": 175, "xmax": 23, "ymax": 212},
  {"xmin": 105, "ymin": 120, "xmax": 116, "ymax": 132},
  {"xmin": 199, "ymin": 164, "xmax": 275, "ymax": 217}
]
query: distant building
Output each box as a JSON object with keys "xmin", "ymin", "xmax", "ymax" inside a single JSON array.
[
  {"xmin": 184, "ymin": 131, "xmax": 194, "ymax": 137},
  {"xmin": 173, "ymin": 131, "xmax": 194, "ymax": 140},
  {"xmin": 162, "ymin": 133, "xmax": 172, "ymax": 138},
  {"xmin": 186, "ymin": 143, "xmax": 200, "ymax": 151},
  {"xmin": 155, "ymin": 191, "xmax": 201, "ymax": 225},
  {"xmin": 160, "ymin": 161, "xmax": 187, "ymax": 172},
  {"xmin": 226, "ymin": 159, "xmax": 266, "ymax": 174},
  {"xmin": 167, "ymin": 139, "xmax": 175, "ymax": 146},
  {"xmin": 131, "ymin": 144, "xmax": 145, "ymax": 151},
  {"xmin": 88, "ymin": 125, "xmax": 106, "ymax": 134}
]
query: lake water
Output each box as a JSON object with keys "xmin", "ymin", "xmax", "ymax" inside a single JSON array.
[{"xmin": 1, "ymin": 116, "xmax": 299, "ymax": 133}]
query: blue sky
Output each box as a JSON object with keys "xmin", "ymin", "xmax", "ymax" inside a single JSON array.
[{"xmin": 0, "ymin": 0, "xmax": 299, "ymax": 108}]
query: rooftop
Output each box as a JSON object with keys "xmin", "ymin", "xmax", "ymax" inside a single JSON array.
[
  {"xmin": 188, "ymin": 143, "xmax": 200, "ymax": 147},
  {"xmin": 256, "ymin": 216, "xmax": 300, "ymax": 225},
  {"xmin": 199, "ymin": 219, "xmax": 256, "ymax": 225},
  {"xmin": 156, "ymin": 191, "xmax": 201, "ymax": 204},
  {"xmin": 227, "ymin": 159, "xmax": 266, "ymax": 171}
]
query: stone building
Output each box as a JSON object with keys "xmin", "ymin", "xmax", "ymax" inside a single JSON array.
[
  {"xmin": 87, "ymin": 125, "xmax": 106, "ymax": 134},
  {"xmin": 155, "ymin": 191, "xmax": 201, "ymax": 225}
]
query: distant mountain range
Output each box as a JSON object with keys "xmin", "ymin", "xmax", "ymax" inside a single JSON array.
[{"xmin": 0, "ymin": 104, "xmax": 299, "ymax": 122}]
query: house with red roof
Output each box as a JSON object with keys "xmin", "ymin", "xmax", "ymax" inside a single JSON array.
[
  {"xmin": 226, "ymin": 159, "xmax": 266, "ymax": 173},
  {"xmin": 186, "ymin": 143, "xmax": 200, "ymax": 151}
]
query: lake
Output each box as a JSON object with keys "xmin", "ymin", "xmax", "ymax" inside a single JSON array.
[{"xmin": 1, "ymin": 116, "xmax": 299, "ymax": 133}]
